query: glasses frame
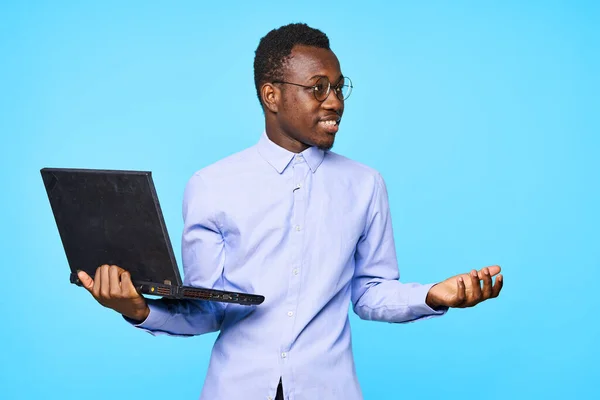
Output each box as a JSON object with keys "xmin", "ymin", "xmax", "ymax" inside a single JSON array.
[{"xmin": 272, "ymin": 76, "xmax": 353, "ymax": 102}]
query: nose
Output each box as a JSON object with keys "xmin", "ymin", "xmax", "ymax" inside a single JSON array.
[{"xmin": 321, "ymin": 88, "xmax": 344, "ymax": 114}]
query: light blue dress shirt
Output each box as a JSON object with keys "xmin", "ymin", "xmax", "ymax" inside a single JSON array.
[{"xmin": 132, "ymin": 132, "xmax": 447, "ymax": 399}]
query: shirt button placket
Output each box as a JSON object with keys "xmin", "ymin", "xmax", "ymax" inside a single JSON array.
[{"xmin": 280, "ymin": 154, "xmax": 307, "ymax": 386}]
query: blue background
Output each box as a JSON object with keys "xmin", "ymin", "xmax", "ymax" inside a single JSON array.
[{"xmin": 1, "ymin": 1, "xmax": 598, "ymax": 399}]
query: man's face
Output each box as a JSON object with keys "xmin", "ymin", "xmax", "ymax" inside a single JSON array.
[{"xmin": 274, "ymin": 45, "xmax": 345, "ymax": 151}]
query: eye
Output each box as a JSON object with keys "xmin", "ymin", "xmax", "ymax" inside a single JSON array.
[
  {"xmin": 314, "ymin": 82, "xmax": 325, "ymax": 93},
  {"xmin": 313, "ymin": 76, "xmax": 330, "ymax": 94}
]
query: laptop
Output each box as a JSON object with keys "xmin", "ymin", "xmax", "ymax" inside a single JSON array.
[{"xmin": 40, "ymin": 167, "xmax": 265, "ymax": 306}]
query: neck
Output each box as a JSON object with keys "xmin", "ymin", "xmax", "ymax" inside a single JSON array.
[{"xmin": 265, "ymin": 125, "xmax": 310, "ymax": 153}]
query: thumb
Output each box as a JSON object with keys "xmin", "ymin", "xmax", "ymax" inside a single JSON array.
[
  {"xmin": 77, "ymin": 270, "xmax": 94, "ymax": 292},
  {"xmin": 486, "ymin": 265, "xmax": 501, "ymax": 277}
]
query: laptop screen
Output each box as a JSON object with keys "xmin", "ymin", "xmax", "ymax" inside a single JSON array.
[{"xmin": 41, "ymin": 168, "xmax": 182, "ymax": 287}]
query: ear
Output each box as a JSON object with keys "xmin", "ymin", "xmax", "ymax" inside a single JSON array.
[{"xmin": 261, "ymin": 83, "xmax": 280, "ymax": 113}]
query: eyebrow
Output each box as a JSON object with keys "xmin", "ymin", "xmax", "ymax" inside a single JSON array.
[{"xmin": 308, "ymin": 74, "xmax": 344, "ymax": 83}]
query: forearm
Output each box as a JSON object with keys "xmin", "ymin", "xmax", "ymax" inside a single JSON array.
[
  {"xmin": 126, "ymin": 297, "xmax": 225, "ymax": 337},
  {"xmin": 353, "ymin": 281, "xmax": 447, "ymax": 323}
]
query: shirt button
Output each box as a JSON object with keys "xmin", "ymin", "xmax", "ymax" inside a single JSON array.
[
  {"xmin": 293, "ymin": 268, "xmax": 299, "ymax": 275},
  {"xmin": 268, "ymin": 397, "xmax": 272, "ymax": 400},
  {"xmin": 281, "ymin": 352, "xmax": 287, "ymax": 358},
  {"xmin": 296, "ymin": 183, "xmax": 302, "ymax": 189},
  {"xmin": 295, "ymin": 225, "xmax": 301, "ymax": 231},
  {"xmin": 287, "ymin": 311, "xmax": 294, "ymax": 317}
]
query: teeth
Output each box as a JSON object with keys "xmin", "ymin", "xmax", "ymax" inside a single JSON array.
[{"xmin": 322, "ymin": 120, "xmax": 337, "ymax": 126}]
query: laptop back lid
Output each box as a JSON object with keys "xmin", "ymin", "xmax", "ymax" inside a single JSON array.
[{"xmin": 41, "ymin": 168, "xmax": 182, "ymax": 287}]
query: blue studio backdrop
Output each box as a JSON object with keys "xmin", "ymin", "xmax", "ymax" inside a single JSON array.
[{"xmin": 1, "ymin": 1, "xmax": 598, "ymax": 399}]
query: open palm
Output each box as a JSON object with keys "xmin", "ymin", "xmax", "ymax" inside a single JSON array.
[{"xmin": 426, "ymin": 266, "xmax": 503, "ymax": 309}]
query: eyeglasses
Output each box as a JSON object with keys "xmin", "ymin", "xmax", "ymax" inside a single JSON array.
[{"xmin": 272, "ymin": 76, "xmax": 353, "ymax": 102}]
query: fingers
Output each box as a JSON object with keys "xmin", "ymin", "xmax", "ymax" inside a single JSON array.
[
  {"xmin": 80, "ymin": 264, "xmax": 143, "ymax": 317},
  {"xmin": 91, "ymin": 264, "xmax": 127, "ymax": 301},
  {"xmin": 92, "ymin": 266, "xmax": 102, "ymax": 298},
  {"xmin": 483, "ymin": 265, "xmax": 501, "ymax": 277},
  {"xmin": 481, "ymin": 268, "xmax": 493, "ymax": 299},
  {"xmin": 100, "ymin": 264, "xmax": 111, "ymax": 298},
  {"xmin": 447, "ymin": 266, "xmax": 503, "ymax": 309},
  {"xmin": 456, "ymin": 277, "xmax": 466, "ymax": 306},
  {"xmin": 469, "ymin": 267, "xmax": 503, "ymax": 307},
  {"xmin": 77, "ymin": 270, "xmax": 94, "ymax": 292},
  {"xmin": 109, "ymin": 265, "xmax": 122, "ymax": 297},
  {"xmin": 469, "ymin": 269, "xmax": 482, "ymax": 305},
  {"xmin": 120, "ymin": 270, "xmax": 138, "ymax": 297},
  {"xmin": 491, "ymin": 274, "xmax": 504, "ymax": 298}
]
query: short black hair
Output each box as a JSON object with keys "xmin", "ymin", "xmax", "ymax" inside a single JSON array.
[{"xmin": 253, "ymin": 23, "xmax": 330, "ymax": 107}]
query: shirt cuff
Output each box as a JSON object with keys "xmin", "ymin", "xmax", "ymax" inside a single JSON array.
[
  {"xmin": 122, "ymin": 298, "xmax": 172, "ymax": 331},
  {"xmin": 409, "ymin": 283, "xmax": 449, "ymax": 317}
]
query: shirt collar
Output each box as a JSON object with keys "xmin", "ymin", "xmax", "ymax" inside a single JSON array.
[{"xmin": 257, "ymin": 132, "xmax": 325, "ymax": 174}]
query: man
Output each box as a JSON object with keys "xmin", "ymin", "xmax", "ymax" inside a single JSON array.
[{"xmin": 77, "ymin": 23, "xmax": 503, "ymax": 399}]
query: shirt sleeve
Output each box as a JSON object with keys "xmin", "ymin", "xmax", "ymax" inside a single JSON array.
[
  {"xmin": 125, "ymin": 173, "xmax": 227, "ymax": 336},
  {"xmin": 351, "ymin": 173, "xmax": 448, "ymax": 323}
]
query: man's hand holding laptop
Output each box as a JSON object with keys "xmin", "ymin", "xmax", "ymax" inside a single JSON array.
[{"xmin": 77, "ymin": 265, "xmax": 150, "ymax": 323}]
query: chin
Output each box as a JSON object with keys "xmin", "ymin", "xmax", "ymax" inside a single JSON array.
[{"xmin": 313, "ymin": 134, "xmax": 335, "ymax": 151}]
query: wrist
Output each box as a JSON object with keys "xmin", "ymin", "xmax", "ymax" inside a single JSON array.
[
  {"xmin": 426, "ymin": 285, "xmax": 444, "ymax": 310},
  {"xmin": 124, "ymin": 305, "xmax": 150, "ymax": 324}
]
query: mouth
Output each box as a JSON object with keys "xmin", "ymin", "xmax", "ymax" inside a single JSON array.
[{"xmin": 318, "ymin": 117, "xmax": 341, "ymax": 135}]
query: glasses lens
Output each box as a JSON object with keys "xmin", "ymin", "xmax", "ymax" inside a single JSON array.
[
  {"xmin": 339, "ymin": 77, "xmax": 352, "ymax": 100},
  {"xmin": 314, "ymin": 77, "xmax": 330, "ymax": 101}
]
